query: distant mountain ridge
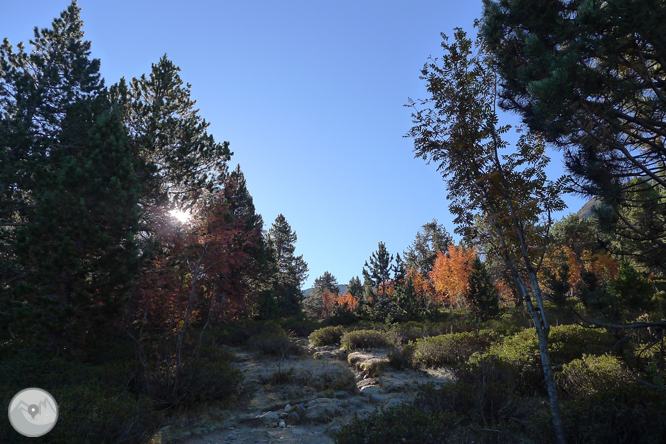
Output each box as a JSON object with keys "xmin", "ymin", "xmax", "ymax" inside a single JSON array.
[{"xmin": 302, "ymin": 284, "xmax": 347, "ymax": 297}]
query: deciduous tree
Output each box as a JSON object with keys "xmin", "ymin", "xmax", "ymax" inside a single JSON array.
[
  {"xmin": 407, "ymin": 28, "xmax": 567, "ymax": 442},
  {"xmin": 430, "ymin": 245, "xmax": 477, "ymax": 307}
]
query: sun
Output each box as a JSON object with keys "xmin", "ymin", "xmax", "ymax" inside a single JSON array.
[{"xmin": 170, "ymin": 209, "xmax": 191, "ymax": 224}]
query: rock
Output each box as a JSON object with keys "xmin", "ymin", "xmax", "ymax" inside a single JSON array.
[
  {"xmin": 278, "ymin": 411, "xmax": 288, "ymax": 419},
  {"xmin": 284, "ymin": 403, "xmax": 291, "ymax": 412},
  {"xmin": 334, "ymin": 391, "xmax": 348, "ymax": 399},
  {"xmin": 182, "ymin": 431, "xmax": 191, "ymax": 437},
  {"xmin": 303, "ymin": 405, "xmax": 331, "ymax": 424},
  {"xmin": 357, "ymin": 378, "xmax": 378, "ymax": 388},
  {"xmin": 227, "ymin": 433, "xmax": 237, "ymax": 440},
  {"xmin": 252, "ymin": 411, "xmax": 279, "ymax": 427},
  {"xmin": 297, "ymin": 403, "xmax": 306, "ymax": 415},
  {"xmin": 291, "ymin": 429, "xmax": 307, "ymax": 435},
  {"xmin": 278, "ymin": 420, "xmax": 286, "ymax": 429},
  {"xmin": 360, "ymin": 385, "xmax": 380, "ymax": 395},
  {"xmin": 285, "ymin": 411, "xmax": 300, "ymax": 425}
]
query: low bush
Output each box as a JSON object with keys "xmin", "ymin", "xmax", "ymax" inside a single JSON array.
[
  {"xmin": 263, "ymin": 361, "xmax": 356, "ymax": 392},
  {"xmin": 141, "ymin": 344, "xmax": 243, "ymax": 409},
  {"xmin": 309, "ymin": 325, "xmax": 346, "ymax": 346},
  {"xmin": 557, "ymin": 354, "xmax": 635, "ymax": 397},
  {"xmin": 334, "ymin": 403, "xmax": 460, "ymax": 444},
  {"xmin": 388, "ymin": 344, "xmax": 415, "ymax": 369},
  {"xmin": 0, "ymin": 348, "xmax": 162, "ymax": 444},
  {"xmin": 280, "ymin": 314, "xmax": 323, "ymax": 337},
  {"xmin": 248, "ymin": 327, "xmax": 302, "ymax": 356},
  {"xmin": 416, "ymin": 372, "xmax": 532, "ymax": 428},
  {"xmin": 562, "ymin": 384, "xmax": 666, "ymax": 444},
  {"xmin": 340, "ymin": 329, "xmax": 396, "ymax": 350},
  {"xmin": 467, "ymin": 325, "xmax": 615, "ymax": 395},
  {"xmin": 388, "ymin": 321, "xmax": 451, "ymax": 344},
  {"xmin": 216, "ymin": 320, "xmax": 286, "ymax": 346},
  {"xmin": 413, "ymin": 330, "xmax": 498, "ymax": 368}
]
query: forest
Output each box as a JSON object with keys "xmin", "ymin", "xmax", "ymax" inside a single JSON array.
[{"xmin": 1, "ymin": 1, "xmax": 665, "ymax": 443}]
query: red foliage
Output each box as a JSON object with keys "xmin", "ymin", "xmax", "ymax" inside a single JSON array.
[{"xmin": 133, "ymin": 194, "xmax": 260, "ymax": 336}]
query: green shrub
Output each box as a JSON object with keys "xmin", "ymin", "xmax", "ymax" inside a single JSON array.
[
  {"xmin": 562, "ymin": 384, "xmax": 666, "ymax": 444},
  {"xmin": 467, "ymin": 325, "xmax": 615, "ymax": 395},
  {"xmin": 388, "ymin": 321, "xmax": 450, "ymax": 344},
  {"xmin": 248, "ymin": 327, "xmax": 302, "ymax": 356},
  {"xmin": 413, "ymin": 330, "xmax": 498, "ymax": 368},
  {"xmin": 215, "ymin": 320, "xmax": 286, "ymax": 345},
  {"xmin": 263, "ymin": 362, "xmax": 356, "ymax": 392},
  {"xmin": 280, "ymin": 314, "xmax": 322, "ymax": 337},
  {"xmin": 340, "ymin": 330, "xmax": 395, "ymax": 350},
  {"xmin": 309, "ymin": 325, "xmax": 346, "ymax": 346},
  {"xmin": 334, "ymin": 403, "xmax": 459, "ymax": 444},
  {"xmin": 557, "ymin": 354, "xmax": 635, "ymax": 397},
  {"xmin": 388, "ymin": 344, "xmax": 415, "ymax": 369},
  {"xmin": 140, "ymin": 344, "xmax": 242, "ymax": 409},
  {"xmin": 0, "ymin": 349, "xmax": 161, "ymax": 444}
]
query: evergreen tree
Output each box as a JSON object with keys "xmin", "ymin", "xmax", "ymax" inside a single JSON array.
[
  {"xmin": 110, "ymin": 54, "xmax": 232, "ymax": 212},
  {"xmin": 266, "ymin": 214, "xmax": 308, "ymax": 316},
  {"xmin": 404, "ymin": 219, "xmax": 454, "ymax": 273},
  {"xmin": 0, "ymin": 2, "xmax": 141, "ymax": 353},
  {"xmin": 313, "ymin": 271, "xmax": 339, "ymax": 294},
  {"xmin": 363, "ymin": 242, "xmax": 395, "ymax": 298},
  {"xmin": 467, "ymin": 257, "xmax": 500, "ymax": 320},
  {"xmin": 1, "ymin": 0, "xmax": 105, "ymax": 290},
  {"xmin": 482, "ymin": 0, "xmax": 666, "ymax": 273},
  {"xmin": 303, "ymin": 271, "xmax": 339, "ymax": 318},
  {"xmin": 347, "ymin": 276, "xmax": 363, "ymax": 298}
]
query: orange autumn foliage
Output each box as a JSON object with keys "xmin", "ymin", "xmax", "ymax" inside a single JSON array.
[
  {"xmin": 540, "ymin": 246, "xmax": 621, "ymax": 297},
  {"xmin": 322, "ymin": 291, "xmax": 359, "ymax": 317},
  {"xmin": 406, "ymin": 267, "xmax": 434, "ymax": 300},
  {"xmin": 429, "ymin": 245, "xmax": 477, "ymax": 307}
]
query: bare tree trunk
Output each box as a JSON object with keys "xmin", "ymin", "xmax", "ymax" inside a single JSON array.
[{"xmin": 507, "ymin": 259, "xmax": 566, "ymax": 444}]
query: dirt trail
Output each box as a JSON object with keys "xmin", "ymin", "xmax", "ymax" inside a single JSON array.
[{"xmin": 174, "ymin": 342, "xmax": 451, "ymax": 444}]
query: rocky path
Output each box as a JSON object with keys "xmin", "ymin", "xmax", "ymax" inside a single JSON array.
[{"xmin": 175, "ymin": 341, "xmax": 451, "ymax": 444}]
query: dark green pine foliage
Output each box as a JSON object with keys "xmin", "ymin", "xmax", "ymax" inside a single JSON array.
[
  {"xmin": 363, "ymin": 242, "xmax": 395, "ymax": 297},
  {"xmin": 221, "ymin": 165, "xmax": 275, "ymax": 317},
  {"xmin": 467, "ymin": 257, "xmax": 500, "ymax": 320},
  {"xmin": 0, "ymin": 2, "xmax": 141, "ymax": 355},
  {"xmin": 482, "ymin": 0, "xmax": 666, "ymax": 274},
  {"xmin": 110, "ymin": 54, "xmax": 231, "ymax": 211},
  {"xmin": 304, "ymin": 271, "xmax": 339, "ymax": 318},
  {"xmin": 1, "ymin": 0, "xmax": 104, "ymax": 289},
  {"xmin": 404, "ymin": 219, "xmax": 454, "ymax": 273},
  {"xmin": 347, "ymin": 276, "xmax": 363, "ymax": 298},
  {"xmin": 266, "ymin": 214, "xmax": 309, "ymax": 317},
  {"xmin": 313, "ymin": 271, "xmax": 339, "ymax": 295}
]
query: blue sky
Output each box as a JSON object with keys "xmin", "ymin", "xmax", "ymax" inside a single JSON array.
[{"xmin": 3, "ymin": 1, "xmax": 587, "ymax": 289}]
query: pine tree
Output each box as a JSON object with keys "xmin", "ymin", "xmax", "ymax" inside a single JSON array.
[
  {"xmin": 467, "ymin": 257, "xmax": 500, "ymax": 320},
  {"xmin": 404, "ymin": 219, "xmax": 454, "ymax": 273},
  {"xmin": 482, "ymin": 0, "xmax": 666, "ymax": 274},
  {"xmin": 110, "ymin": 55, "xmax": 232, "ymax": 212},
  {"xmin": 0, "ymin": 2, "xmax": 141, "ymax": 355},
  {"xmin": 363, "ymin": 242, "xmax": 395, "ymax": 298},
  {"xmin": 304, "ymin": 271, "xmax": 339, "ymax": 318},
  {"xmin": 347, "ymin": 276, "xmax": 363, "ymax": 298},
  {"xmin": 266, "ymin": 214, "xmax": 308, "ymax": 316}
]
